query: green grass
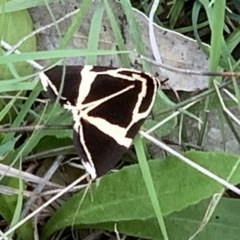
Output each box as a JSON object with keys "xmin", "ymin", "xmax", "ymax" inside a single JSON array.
[{"xmin": 1, "ymin": 1, "xmax": 240, "ymax": 240}]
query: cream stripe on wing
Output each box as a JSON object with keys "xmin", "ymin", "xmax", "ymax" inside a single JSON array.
[{"xmin": 83, "ymin": 114, "xmax": 132, "ymax": 148}]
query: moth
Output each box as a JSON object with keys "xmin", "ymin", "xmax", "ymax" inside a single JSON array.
[{"xmin": 39, "ymin": 65, "xmax": 161, "ymax": 179}]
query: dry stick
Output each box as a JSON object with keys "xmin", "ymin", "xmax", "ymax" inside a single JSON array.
[
  {"xmin": 0, "ymin": 163, "xmax": 62, "ymax": 188},
  {"xmin": 0, "ymin": 184, "xmax": 32, "ymax": 198},
  {"xmin": 23, "ymin": 146, "xmax": 74, "ymax": 162},
  {"xmin": 20, "ymin": 156, "xmax": 64, "ymax": 219},
  {"xmin": 141, "ymin": 55, "xmax": 240, "ymax": 78}
]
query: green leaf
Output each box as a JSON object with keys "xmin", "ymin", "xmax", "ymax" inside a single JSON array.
[
  {"xmin": 165, "ymin": 197, "xmax": 240, "ymax": 240},
  {"xmin": 0, "ymin": 9, "xmax": 37, "ymax": 79},
  {"xmin": 41, "ymin": 151, "xmax": 240, "ymax": 239},
  {"xmin": 191, "ymin": 197, "xmax": 240, "ymax": 240},
  {"xmin": 94, "ymin": 197, "xmax": 240, "ymax": 240}
]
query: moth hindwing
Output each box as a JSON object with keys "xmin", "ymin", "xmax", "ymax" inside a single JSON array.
[{"xmin": 41, "ymin": 65, "xmax": 160, "ymax": 179}]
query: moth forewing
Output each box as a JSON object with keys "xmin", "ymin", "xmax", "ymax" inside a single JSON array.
[{"xmin": 42, "ymin": 65, "xmax": 161, "ymax": 178}]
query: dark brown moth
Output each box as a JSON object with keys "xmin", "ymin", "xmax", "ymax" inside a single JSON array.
[{"xmin": 39, "ymin": 65, "xmax": 160, "ymax": 179}]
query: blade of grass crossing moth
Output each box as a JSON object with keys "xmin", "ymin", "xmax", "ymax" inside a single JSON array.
[
  {"xmin": 119, "ymin": 1, "xmax": 162, "ymax": 212},
  {"xmin": 134, "ymin": 135, "xmax": 169, "ymax": 240},
  {"xmin": 104, "ymin": 0, "xmax": 131, "ymax": 67},
  {"xmin": 85, "ymin": 2, "xmax": 104, "ymax": 65},
  {"xmin": 119, "ymin": 4, "xmax": 167, "ymax": 237}
]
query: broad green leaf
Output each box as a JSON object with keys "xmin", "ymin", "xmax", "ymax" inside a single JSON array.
[
  {"xmin": 0, "ymin": 9, "xmax": 36, "ymax": 79},
  {"xmin": 41, "ymin": 151, "xmax": 240, "ymax": 239},
  {"xmin": 192, "ymin": 197, "xmax": 240, "ymax": 240},
  {"xmin": 91, "ymin": 197, "xmax": 240, "ymax": 240}
]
